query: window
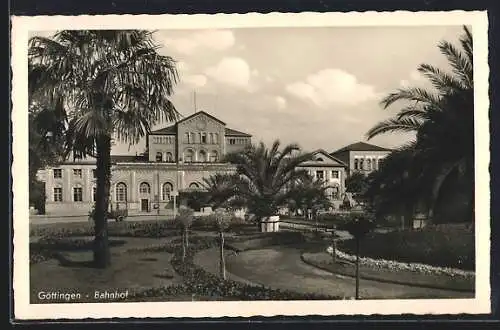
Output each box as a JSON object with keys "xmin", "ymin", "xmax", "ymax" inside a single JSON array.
[
  {"xmin": 373, "ymin": 158, "xmax": 378, "ymax": 170},
  {"xmin": 162, "ymin": 182, "xmax": 173, "ymax": 201},
  {"xmin": 92, "ymin": 186, "xmax": 97, "ymax": 202},
  {"xmin": 331, "ymin": 170, "xmax": 339, "ymax": 179},
  {"xmin": 116, "ymin": 183, "xmax": 127, "ymax": 202},
  {"xmin": 199, "ymin": 150, "xmax": 207, "ymax": 162},
  {"xmin": 359, "ymin": 159, "xmax": 364, "ymax": 170},
  {"xmin": 214, "ymin": 133, "xmax": 219, "ymax": 144},
  {"xmin": 229, "ymin": 138, "xmax": 236, "ymax": 145},
  {"xmin": 189, "ymin": 182, "xmax": 200, "ymax": 189},
  {"xmin": 191, "ymin": 132, "xmax": 196, "ymax": 143},
  {"xmin": 201, "ymin": 133, "xmax": 207, "ymax": 144},
  {"xmin": 165, "ymin": 152, "xmax": 173, "ymax": 162},
  {"xmin": 354, "ymin": 159, "xmax": 359, "ymax": 170},
  {"xmin": 184, "ymin": 132, "xmax": 190, "ymax": 143},
  {"xmin": 92, "ymin": 169, "xmax": 97, "ymax": 178},
  {"xmin": 210, "ymin": 151, "xmax": 218, "ymax": 162},
  {"xmin": 53, "ymin": 169, "xmax": 62, "ymax": 179},
  {"xmin": 139, "ymin": 182, "xmax": 151, "ymax": 194},
  {"xmin": 316, "ymin": 157, "xmax": 324, "ymax": 162},
  {"xmin": 73, "ymin": 169, "xmax": 82, "ymax": 178},
  {"xmin": 156, "ymin": 152, "xmax": 163, "ymax": 162},
  {"xmin": 316, "ymin": 170, "xmax": 324, "ymax": 181},
  {"xmin": 367, "ymin": 159, "xmax": 372, "ymax": 171},
  {"xmin": 53, "ymin": 187, "xmax": 63, "ymax": 202},
  {"xmin": 73, "ymin": 186, "xmax": 83, "ymax": 202},
  {"xmin": 209, "ymin": 133, "xmax": 214, "ymax": 144},
  {"xmin": 184, "ymin": 149, "xmax": 194, "ymax": 163}
]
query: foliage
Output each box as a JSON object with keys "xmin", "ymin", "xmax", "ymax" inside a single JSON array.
[
  {"xmin": 339, "ymin": 225, "xmax": 475, "ymax": 270},
  {"xmin": 345, "ymin": 171, "xmax": 370, "ymax": 195},
  {"xmin": 29, "ymin": 30, "xmax": 180, "ymax": 267},
  {"xmin": 286, "ymin": 175, "xmax": 332, "ymax": 218},
  {"xmin": 225, "ymin": 140, "xmax": 314, "ymax": 220},
  {"xmin": 365, "ymin": 26, "xmax": 474, "ymax": 224},
  {"xmin": 340, "ymin": 215, "xmax": 375, "ymax": 239}
]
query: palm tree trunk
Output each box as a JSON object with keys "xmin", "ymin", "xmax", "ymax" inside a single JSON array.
[
  {"xmin": 219, "ymin": 230, "xmax": 226, "ymax": 280},
  {"xmin": 185, "ymin": 227, "xmax": 189, "ymax": 247},
  {"xmin": 93, "ymin": 135, "xmax": 112, "ymax": 268}
]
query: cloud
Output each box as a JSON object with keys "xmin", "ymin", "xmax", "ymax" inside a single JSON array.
[
  {"xmin": 162, "ymin": 30, "xmax": 235, "ymax": 55},
  {"xmin": 399, "ymin": 69, "xmax": 426, "ymax": 87},
  {"xmin": 205, "ymin": 57, "xmax": 252, "ymax": 89},
  {"xmin": 182, "ymin": 74, "xmax": 207, "ymax": 88},
  {"xmin": 285, "ymin": 68, "xmax": 378, "ymax": 107},
  {"xmin": 275, "ymin": 96, "xmax": 287, "ymax": 110}
]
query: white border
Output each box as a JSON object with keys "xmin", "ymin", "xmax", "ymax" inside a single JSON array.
[{"xmin": 12, "ymin": 11, "xmax": 490, "ymax": 319}]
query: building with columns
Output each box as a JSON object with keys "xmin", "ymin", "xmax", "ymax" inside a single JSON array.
[{"xmin": 330, "ymin": 141, "xmax": 392, "ymax": 177}]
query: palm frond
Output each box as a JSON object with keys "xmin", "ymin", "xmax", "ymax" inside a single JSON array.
[
  {"xmin": 366, "ymin": 117, "xmax": 423, "ymax": 140},
  {"xmin": 380, "ymin": 87, "xmax": 441, "ymax": 110}
]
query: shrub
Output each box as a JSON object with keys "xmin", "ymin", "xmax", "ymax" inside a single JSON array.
[{"xmin": 338, "ymin": 226, "xmax": 474, "ymax": 270}]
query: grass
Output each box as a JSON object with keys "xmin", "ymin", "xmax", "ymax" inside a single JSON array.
[
  {"xmin": 339, "ymin": 226, "xmax": 475, "ymax": 270},
  {"xmin": 301, "ymin": 251, "xmax": 474, "ymax": 292},
  {"xmin": 30, "ymin": 236, "xmax": 182, "ymax": 303}
]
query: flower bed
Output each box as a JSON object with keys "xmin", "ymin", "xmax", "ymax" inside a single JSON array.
[
  {"xmin": 327, "ymin": 246, "xmax": 474, "ymax": 280},
  {"xmin": 337, "ymin": 226, "xmax": 474, "ymax": 270}
]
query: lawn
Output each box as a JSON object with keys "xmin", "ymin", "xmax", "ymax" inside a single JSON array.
[
  {"xmin": 338, "ymin": 225, "xmax": 475, "ymax": 270},
  {"xmin": 301, "ymin": 251, "xmax": 474, "ymax": 292},
  {"xmin": 30, "ymin": 236, "xmax": 182, "ymax": 303}
]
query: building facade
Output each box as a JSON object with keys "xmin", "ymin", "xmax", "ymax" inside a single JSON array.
[
  {"xmin": 36, "ymin": 111, "xmax": 251, "ymax": 216},
  {"xmin": 295, "ymin": 150, "xmax": 347, "ymax": 208},
  {"xmin": 330, "ymin": 141, "xmax": 392, "ymax": 176}
]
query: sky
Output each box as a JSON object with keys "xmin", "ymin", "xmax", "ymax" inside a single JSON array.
[{"xmin": 31, "ymin": 26, "xmax": 466, "ymax": 155}]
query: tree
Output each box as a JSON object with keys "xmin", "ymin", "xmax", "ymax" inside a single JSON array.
[
  {"xmin": 211, "ymin": 208, "xmax": 232, "ymax": 280},
  {"xmin": 176, "ymin": 206, "xmax": 194, "ymax": 261},
  {"xmin": 366, "ymin": 26, "xmax": 474, "ymax": 224},
  {"xmin": 341, "ymin": 214, "xmax": 375, "ymax": 300},
  {"xmin": 225, "ymin": 140, "xmax": 314, "ymax": 230},
  {"xmin": 201, "ymin": 173, "xmax": 241, "ymax": 210},
  {"xmin": 28, "ymin": 31, "xmax": 180, "ymax": 268},
  {"xmin": 345, "ymin": 171, "xmax": 369, "ymax": 196},
  {"xmin": 287, "ymin": 175, "xmax": 332, "ymax": 224}
]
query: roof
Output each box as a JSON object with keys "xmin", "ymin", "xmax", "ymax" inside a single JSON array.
[
  {"xmin": 312, "ymin": 149, "xmax": 348, "ymax": 167},
  {"xmin": 150, "ymin": 125, "xmax": 176, "ymax": 135},
  {"xmin": 176, "ymin": 110, "xmax": 226, "ymax": 126},
  {"xmin": 331, "ymin": 141, "xmax": 392, "ymax": 154},
  {"xmin": 225, "ymin": 128, "xmax": 252, "ymax": 137},
  {"xmin": 111, "ymin": 155, "xmax": 149, "ymax": 163}
]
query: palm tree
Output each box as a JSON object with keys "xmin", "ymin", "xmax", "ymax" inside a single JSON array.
[
  {"xmin": 28, "ymin": 30, "xmax": 180, "ymax": 268},
  {"xmin": 225, "ymin": 140, "xmax": 314, "ymax": 230},
  {"xmin": 287, "ymin": 175, "xmax": 332, "ymax": 223},
  {"xmin": 201, "ymin": 173, "xmax": 241, "ymax": 210},
  {"xmin": 366, "ymin": 26, "xmax": 474, "ymax": 223}
]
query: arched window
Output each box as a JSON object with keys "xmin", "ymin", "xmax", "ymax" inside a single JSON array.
[
  {"xmin": 162, "ymin": 182, "xmax": 173, "ymax": 201},
  {"xmin": 155, "ymin": 152, "xmax": 162, "ymax": 162},
  {"xmin": 189, "ymin": 182, "xmax": 200, "ymax": 190},
  {"xmin": 165, "ymin": 152, "xmax": 173, "ymax": 162},
  {"xmin": 199, "ymin": 150, "xmax": 207, "ymax": 162},
  {"xmin": 210, "ymin": 150, "xmax": 218, "ymax": 162},
  {"xmin": 359, "ymin": 159, "xmax": 364, "ymax": 170},
  {"xmin": 139, "ymin": 182, "xmax": 151, "ymax": 194},
  {"xmin": 184, "ymin": 149, "xmax": 194, "ymax": 163},
  {"xmin": 214, "ymin": 133, "xmax": 219, "ymax": 144},
  {"xmin": 92, "ymin": 186, "xmax": 97, "ymax": 202},
  {"xmin": 316, "ymin": 157, "xmax": 324, "ymax": 161},
  {"xmin": 116, "ymin": 182, "xmax": 127, "ymax": 202},
  {"xmin": 354, "ymin": 159, "xmax": 359, "ymax": 170}
]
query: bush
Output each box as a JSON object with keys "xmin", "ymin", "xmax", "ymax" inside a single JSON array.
[
  {"xmin": 338, "ymin": 226, "xmax": 474, "ymax": 270},
  {"xmin": 30, "ymin": 220, "xmax": 179, "ymax": 239}
]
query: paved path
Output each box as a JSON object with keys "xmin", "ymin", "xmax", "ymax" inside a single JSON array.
[
  {"xmin": 197, "ymin": 246, "xmax": 473, "ymax": 300},
  {"xmin": 29, "ymin": 214, "xmax": 173, "ymax": 225}
]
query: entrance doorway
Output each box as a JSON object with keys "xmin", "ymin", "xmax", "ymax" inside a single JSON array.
[{"xmin": 141, "ymin": 199, "xmax": 150, "ymax": 212}]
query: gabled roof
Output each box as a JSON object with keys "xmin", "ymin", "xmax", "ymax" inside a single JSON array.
[
  {"xmin": 299, "ymin": 149, "xmax": 347, "ymax": 167},
  {"xmin": 331, "ymin": 141, "xmax": 392, "ymax": 154},
  {"xmin": 176, "ymin": 110, "xmax": 226, "ymax": 126},
  {"xmin": 225, "ymin": 128, "xmax": 252, "ymax": 137}
]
